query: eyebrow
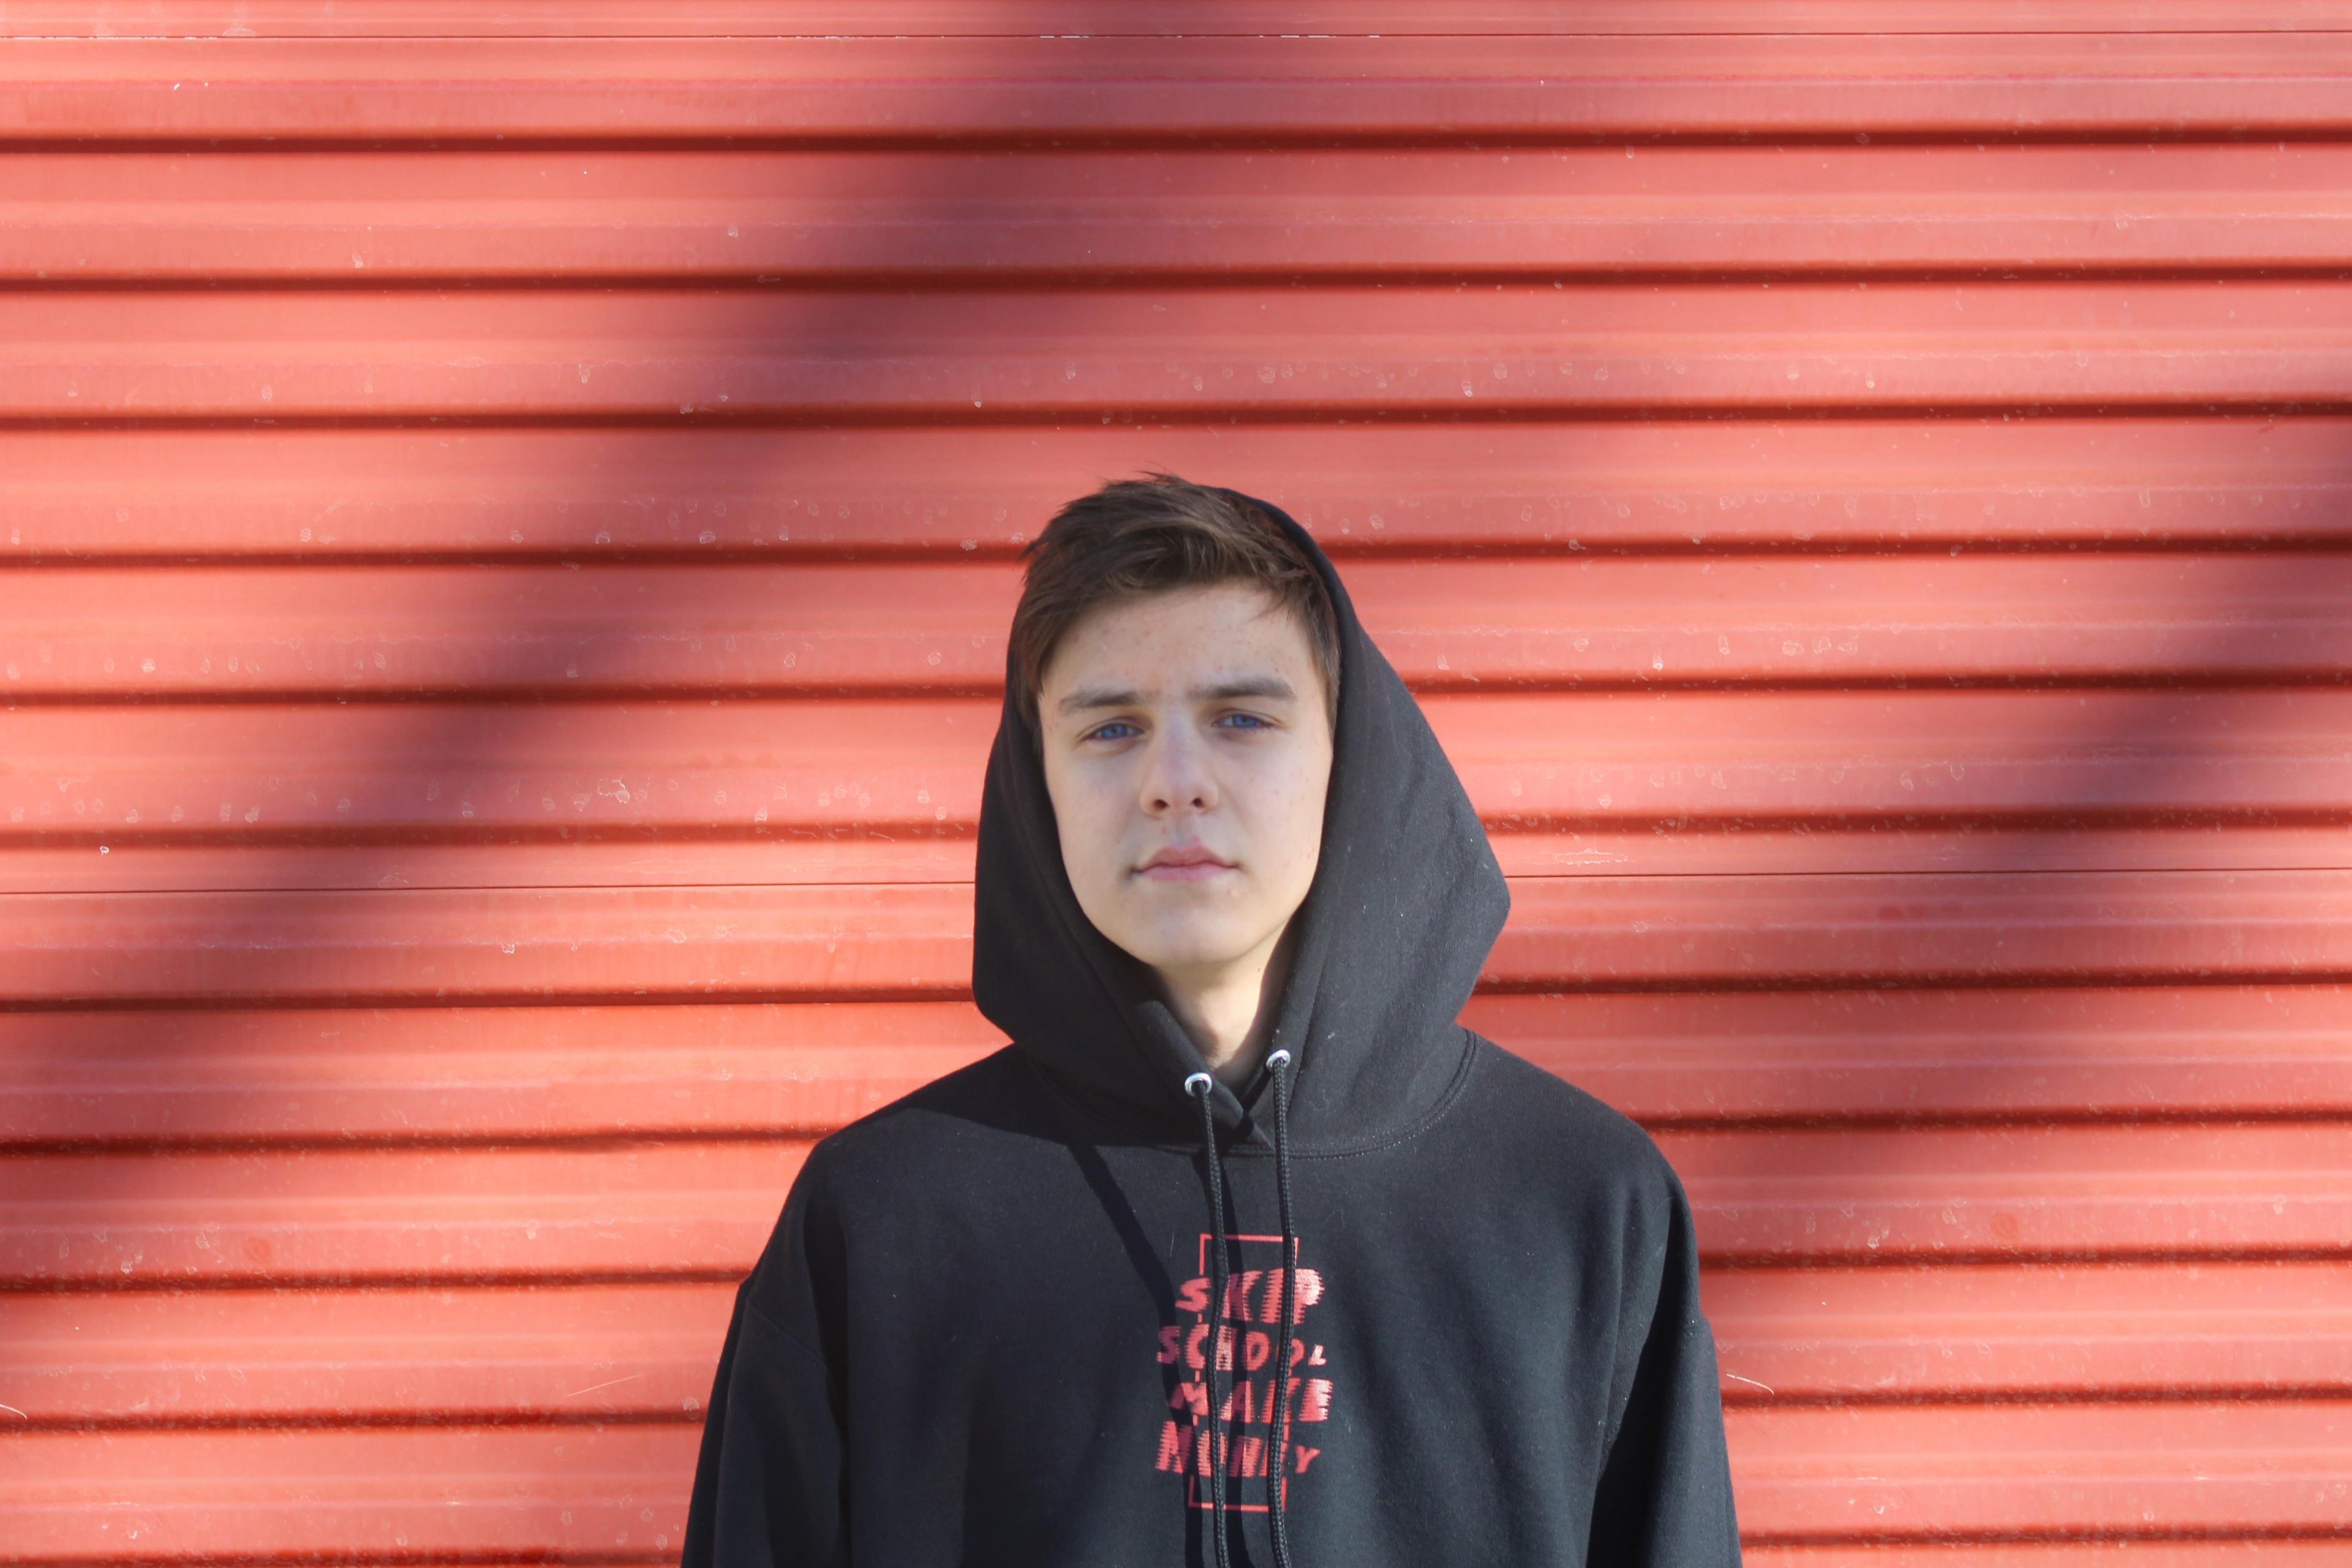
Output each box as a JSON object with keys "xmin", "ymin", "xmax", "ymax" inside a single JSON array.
[{"xmin": 1055, "ymin": 674, "xmax": 1298, "ymax": 718}]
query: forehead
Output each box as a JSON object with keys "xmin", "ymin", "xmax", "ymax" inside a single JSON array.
[{"xmin": 1042, "ymin": 581, "xmax": 1315, "ymax": 688}]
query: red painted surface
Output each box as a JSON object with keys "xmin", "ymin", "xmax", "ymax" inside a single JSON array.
[{"xmin": 3, "ymin": 5, "xmax": 2350, "ymax": 1562}]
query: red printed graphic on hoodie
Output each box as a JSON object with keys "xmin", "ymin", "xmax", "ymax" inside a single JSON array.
[{"xmin": 1152, "ymin": 1233, "xmax": 1333, "ymax": 1510}]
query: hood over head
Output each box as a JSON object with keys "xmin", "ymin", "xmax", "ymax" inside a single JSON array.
[{"xmin": 971, "ymin": 485, "xmax": 1510, "ymax": 1152}]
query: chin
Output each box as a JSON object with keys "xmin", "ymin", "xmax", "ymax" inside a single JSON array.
[{"xmin": 1117, "ymin": 921, "xmax": 1262, "ymax": 976}]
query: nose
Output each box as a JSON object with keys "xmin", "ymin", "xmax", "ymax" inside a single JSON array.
[{"xmin": 1140, "ymin": 723, "xmax": 1217, "ymax": 815}]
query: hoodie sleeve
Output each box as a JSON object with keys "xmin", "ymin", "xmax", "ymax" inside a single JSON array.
[
  {"xmin": 677, "ymin": 1162, "xmax": 851, "ymax": 1568},
  {"xmin": 1586, "ymin": 1163, "xmax": 1743, "ymax": 1567}
]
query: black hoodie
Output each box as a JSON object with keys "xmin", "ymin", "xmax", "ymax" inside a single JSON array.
[{"xmin": 679, "ymin": 489, "xmax": 1741, "ymax": 1567}]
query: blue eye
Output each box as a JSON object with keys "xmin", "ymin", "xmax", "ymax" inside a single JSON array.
[
  {"xmin": 1218, "ymin": 712, "xmax": 1267, "ymax": 730},
  {"xmin": 1088, "ymin": 721, "xmax": 1139, "ymax": 741}
]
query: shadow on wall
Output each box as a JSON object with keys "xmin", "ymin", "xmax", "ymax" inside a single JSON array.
[{"xmin": 1, "ymin": 18, "xmax": 2350, "ymax": 1558}]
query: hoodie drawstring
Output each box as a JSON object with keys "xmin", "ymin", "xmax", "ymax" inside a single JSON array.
[
  {"xmin": 1186, "ymin": 1055, "xmax": 1303, "ymax": 1568},
  {"xmin": 1183, "ymin": 1071, "xmax": 1233, "ymax": 1568},
  {"xmin": 1264, "ymin": 1048, "xmax": 1299, "ymax": 1568}
]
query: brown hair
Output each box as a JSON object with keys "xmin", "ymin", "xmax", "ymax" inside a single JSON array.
[{"xmin": 1010, "ymin": 472, "xmax": 1342, "ymax": 739}]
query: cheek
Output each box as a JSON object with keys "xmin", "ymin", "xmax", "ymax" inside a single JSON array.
[
  {"xmin": 1265, "ymin": 758, "xmax": 1332, "ymax": 877},
  {"xmin": 1049, "ymin": 772, "xmax": 1125, "ymax": 893}
]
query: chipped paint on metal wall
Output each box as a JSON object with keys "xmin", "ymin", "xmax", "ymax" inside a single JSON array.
[{"xmin": 4, "ymin": 2, "xmax": 2350, "ymax": 1560}]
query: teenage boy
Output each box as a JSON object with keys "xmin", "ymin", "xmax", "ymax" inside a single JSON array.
[{"xmin": 681, "ymin": 476, "xmax": 1740, "ymax": 1566}]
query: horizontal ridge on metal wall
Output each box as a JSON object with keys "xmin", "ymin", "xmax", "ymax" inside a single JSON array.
[
  {"xmin": 7, "ymin": 990, "xmax": 2352, "ymax": 1144},
  {"xmin": 15, "ymin": 3, "xmax": 2352, "ymax": 39},
  {"xmin": 16, "ymin": 145, "xmax": 2352, "ymax": 282},
  {"xmin": 12, "ymin": 870, "xmax": 2352, "ymax": 1005},
  {"xmin": 1, "ymin": 1125, "xmax": 2346, "ymax": 1282},
  {"xmin": 7, "ymin": 423, "xmax": 2348, "ymax": 557},
  {"xmin": 10, "ymin": 284, "xmax": 2352, "ymax": 420},
  {"xmin": 4, "ymin": 1262, "xmax": 2345, "ymax": 1420},
  {"xmin": 12, "ymin": 1403, "xmax": 2342, "ymax": 1559},
  {"xmin": 8, "ymin": 555, "xmax": 2352, "ymax": 693},
  {"xmin": 8, "ymin": 692, "xmax": 2351, "ymax": 843},
  {"xmin": 11, "ymin": 33, "xmax": 2352, "ymax": 142}
]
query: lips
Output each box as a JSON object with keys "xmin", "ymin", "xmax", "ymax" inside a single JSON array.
[{"xmin": 1138, "ymin": 846, "xmax": 1234, "ymax": 878}]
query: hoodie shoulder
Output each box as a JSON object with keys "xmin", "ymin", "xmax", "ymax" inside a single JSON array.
[
  {"xmin": 735, "ymin": 1046, "xmax": 1057, "ymax": 1333},
  {"xmin": 1457, "ymin": 1029, "xmax": 1685, "ymax": 1205},
  {"xmin": 1453, "ymin": 1031, "xmax": 1708, "ymax": 1373},
  {"xmin": 803, "ymin": 1044, "xmax": 1054, "ymax": 1182}
]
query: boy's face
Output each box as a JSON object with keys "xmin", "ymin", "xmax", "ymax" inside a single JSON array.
[{"xmin": 1037, "ymin": 581, "xmax": 1335, "ymax": 985}]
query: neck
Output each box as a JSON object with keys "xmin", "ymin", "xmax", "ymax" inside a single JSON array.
[{"xmin": 1155, "ymin": 921, "xmax": 1299, "ymax": 1088}]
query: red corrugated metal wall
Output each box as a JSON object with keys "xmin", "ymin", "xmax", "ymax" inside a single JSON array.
[{"xmin": 5, "ymin": 2, "xmax": 2350, "ymax": 1560}]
